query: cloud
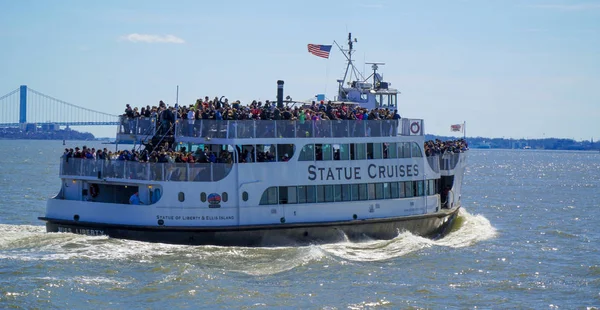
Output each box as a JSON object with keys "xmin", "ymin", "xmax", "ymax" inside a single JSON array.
[
  {"xmin": 120, "ymin": 33, "xmax": 185, "ymax": 44},
  {"xmin": 527, "ymin": 3, "xmax": 600, "ymax": 11}
]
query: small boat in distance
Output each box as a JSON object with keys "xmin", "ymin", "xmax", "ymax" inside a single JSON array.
[{"xmin": 39, "ymin": 33, "xmax": 468, "ymax": 246}]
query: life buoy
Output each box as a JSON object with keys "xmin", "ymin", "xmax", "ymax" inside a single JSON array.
[
  {"xmin": 410, "ymin": 121, "xmax": 421, "ymax": 134},
  {"xmin": 89, "ymin": 184, "xmax": 99, "ymax": 198}
]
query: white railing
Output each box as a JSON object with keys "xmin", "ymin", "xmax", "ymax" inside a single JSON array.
[
  {"xmin": 117, "ymin": 117, "xmax": 425, "ymax": 139},
  {"xmin": 61, "ymin": 158, "xmax": 233, "ymax": 182}
]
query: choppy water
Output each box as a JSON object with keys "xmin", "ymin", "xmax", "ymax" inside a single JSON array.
[{"xmin": 1, "ymin": 140, "xmax": 599, "ymax": 309}]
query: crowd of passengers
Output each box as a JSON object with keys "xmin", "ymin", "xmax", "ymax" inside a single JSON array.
[
  {"xmin": 63, "ymin": 139, "xmax": 468, "ymax": 166},
  {"xmin": 424, "ymin": 139, "xmax": 469, "ymax": 156},
  {"xmin": 121, "ymin": 97, "xmax": 402, "ymax": 136},
  {"xmin": 62, "ymin": 144, "xmax": 234, "ymax": 164}
]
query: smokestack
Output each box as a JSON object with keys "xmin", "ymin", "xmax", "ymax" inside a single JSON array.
[{"xmin": 277, "ymin": 80, "xmax": 284, "ymax": 109}]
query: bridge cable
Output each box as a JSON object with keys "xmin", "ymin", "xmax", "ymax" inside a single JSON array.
[{"xmin": 28, "ymin": 88, "xmax": 119, "ymax": 118}]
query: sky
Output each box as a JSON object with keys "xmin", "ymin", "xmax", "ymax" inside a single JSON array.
[{"xmin": 1, "ymin": 0, "xmax": 599, "ymax": 140}]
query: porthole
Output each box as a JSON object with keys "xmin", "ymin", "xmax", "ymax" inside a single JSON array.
[
  {"xmin": 242, "ymin": 191, "xmax": 249, "ymax": 201},
  {"xmin": 200, "ymin": 192, "xmax": 207, "ymax": 202},
  {"xmin": 222, "ymin": 192, "xmax": 228, "ymax": 202},
  {"xmin": 178, "ymin": 192, "xmax": 185, "ymax": 202}
]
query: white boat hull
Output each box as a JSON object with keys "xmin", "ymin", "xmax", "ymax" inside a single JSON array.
[{"xmin": 40, "ymin": 206, "xmax": 459, "ymax": 246}]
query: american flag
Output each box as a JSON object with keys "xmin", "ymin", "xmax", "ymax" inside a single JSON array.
[{"xmin": 307, "ymin": 44, "xmax": 332, "ymax": 59}]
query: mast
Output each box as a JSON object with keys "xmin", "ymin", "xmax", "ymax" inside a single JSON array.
[
  {"xmin": 333, "ymin": 33, "xmax": 365, "ymax": 98},
  {"xmin": 342, "ymin": 33, "xmax": 354, "ymax": 84}
]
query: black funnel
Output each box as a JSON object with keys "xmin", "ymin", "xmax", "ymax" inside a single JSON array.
[{"xmin": 277, "ymin": 80, "xmax": 284, "ymax": 109}]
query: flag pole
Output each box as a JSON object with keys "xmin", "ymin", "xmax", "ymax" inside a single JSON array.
[{"xmin": 463, "ymin": 121, "xmax": 466, "ymax": 140}]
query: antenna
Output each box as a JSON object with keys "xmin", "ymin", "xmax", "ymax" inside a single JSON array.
[
  {"xmin": 333, "ymin": 32, "xmax": 365, "ymax": 98},
  {"xmin": 365, "ymin": 62, "xmax": 385, "ymax": 86}
]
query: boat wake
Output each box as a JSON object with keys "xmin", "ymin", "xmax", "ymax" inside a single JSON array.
[
  {"xmin": 0, "ymin": 209, "xmax": 495, "ymax": 275},
  {"xmin": 318, "ymin": 208, "xmax": 496, "ymax": 262}
]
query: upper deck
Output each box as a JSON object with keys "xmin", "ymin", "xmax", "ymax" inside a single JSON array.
[{"xmin": 117, "ymin": 117, "xmax": 424, "ymax": 143}]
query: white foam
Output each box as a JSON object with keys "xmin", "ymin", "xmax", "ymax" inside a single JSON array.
[
  {"xmin": 0, "ymin": 209, "xmax": 496, "ymax": 268},
  {"xmin": 318, "ymin": 208, "xmax": 497, "ymax": 262}
]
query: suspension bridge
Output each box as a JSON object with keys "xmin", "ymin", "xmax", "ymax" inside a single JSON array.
[{"xmin": 0, "ymin": 85, "xmax": 119, "ymax": 128}]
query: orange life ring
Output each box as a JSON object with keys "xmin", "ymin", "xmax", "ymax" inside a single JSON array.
[
  {"xmin": 410, "ymin": 121, "xmax": 420, "ymax": 134},
  {"xmin": 89, "ymin": 184, "xmax": 99, "ymax": 198}
]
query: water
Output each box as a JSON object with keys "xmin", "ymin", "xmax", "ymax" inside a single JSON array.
[{"xmin": 1, "ymin": 140, "xmax": 599, "ymax": 309}]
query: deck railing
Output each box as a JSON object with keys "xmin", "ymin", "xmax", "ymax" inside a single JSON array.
[
  {"xmin": 61, "ymin": 158, "xmax": 233, "ymax": 182},
  {"xmin": 426, "ymin": 153, "xmax": 464, "ymax": 172},
  {"xmin": 117, "ymin": 116, "xmax": 424, "ymax": 139}
]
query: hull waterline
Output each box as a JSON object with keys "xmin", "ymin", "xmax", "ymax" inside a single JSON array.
[{"xmin": 40, "ymin": 207, "xmax": 459, "ymax": 246}]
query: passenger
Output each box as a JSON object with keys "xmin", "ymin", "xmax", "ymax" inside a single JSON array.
[{"xmin": 129, "ymin": 192, "xmax": 142, "ymax": 205}]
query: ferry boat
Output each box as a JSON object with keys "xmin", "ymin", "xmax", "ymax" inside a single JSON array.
[{"xmin": 40, "ymin": 34, "xmax": 468, "ymax": 246}]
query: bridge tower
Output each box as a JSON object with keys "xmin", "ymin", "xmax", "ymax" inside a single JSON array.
[{"xmin": 19, "ymin": 85, "xmax": 27, "ymax": 124}]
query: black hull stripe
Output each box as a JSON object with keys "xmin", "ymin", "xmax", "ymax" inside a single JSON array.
[{"xmin": 39, "ymin": 208, "xmax": 459, "ymax": 233}]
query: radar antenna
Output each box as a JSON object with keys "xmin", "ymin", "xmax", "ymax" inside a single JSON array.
[{"xmin": 365, "ymin": 62, "xmax": 385, "ymax": 88}]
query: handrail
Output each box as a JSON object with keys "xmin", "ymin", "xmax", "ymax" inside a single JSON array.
[
  {"xmin": 61, "ymin": 158, "xmax": 233, "ymax": 182},
  {"xmin": 117, "ymin": 117, "xmax": 424, "ymax": 139}
]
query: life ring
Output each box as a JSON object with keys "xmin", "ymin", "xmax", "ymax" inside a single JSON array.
[
  {"xmin": 410, "ymin": 121, "xmax": 421, "ymax": 134},
  {"xmin": 89, "ymin": 184, "xmax": 99, "ymax": 198}
]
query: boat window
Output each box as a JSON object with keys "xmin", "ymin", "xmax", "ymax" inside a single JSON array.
[
  {"xmin": 399, "ymin": 182, "xmax": 406, "ymax": 198},
  {"xmin": 257, "ymin": 144, "xmax": 276, "ymax": 162},
  {"xmin": 260, "ymin": 186, "xmax": 278, "ymax": 205},
  {"xmin": 390, "ymin": 94, "xmax": 397, "ymax": 108},
  {"xmin": 324, "ymin": 185, "xmax": 334, "ymax": 202},
  {"xmin": 332, "ymin": 144, "xmax": 341, "ymax": 160},
  {"xmin": 287, "ymin": 186, "xmax": 297, "ymax": 204},
  {"xmin": 333, "ymin": 184, "xmax": 342, "ymax": 202},
  {"xmin": 339, "ymin": 144, "xmax": 350, "ymax": 160},
  {"xmin": 349, "ymin": 144, "xmax": 355, "ymax": 160},
  {"xmin": 240, "ymin": 145, "xmax": 255, "ymax": 163},
  {"xmin": 425, "ymin": 180, "xmax": 433, "ymax": 196},
  {"xmin": 387, "ymin": 143, "xmax": 397, "ymax": 159},
  {"xmin": 390, "ymin": 182, "xmax": 399, "ymax": 198},
  {"xmin": 368, "ymin": 183, "xmax": 376, "ymax": 200},
  {"xmin": 178, "ymin": 192, "xmax": 185, "ymax": 202},
  {"xmin": 358, "ymin": 184, "xmax": 368, "ymax": 200},
  {"xmin": 299, "ymin": 144, "xmax": 315, "ymax": 161},
  {"xmin": 317, "ymin": 185, "xmax": 326, "ymax": 203},
  {"xmin": 405, "ymin": 182, "xmax": 414, "ymax": 198},
  {"xmin": 417, "ymin": 181, "xmax": 424, "ymax": 196},
  {"xmin": 242, "ymin": 191, "xmax": 249, "ymax": 201},
  {"xmin": 315, "ymin": 144, "xmax": 323, "ymax": 161},
  {"xmin": 399, "ymin": 142, "xmax": 411, "ymax": 158},
  {"xmin": 279, "ymin": 186, "xmax": 289, "ymax": 204},
  {"xmin": 322, "ymin": 144, "xmax": 332, "ymax": 161},
  {"xmin": 379, "ymin": 183, "xmax": 387, "ymax": 199},
  {"xmin": 411, "ymin": 143, "xmax": 423, "ymax": 158},
  {"xmin": 222, "ymin": 192, "xmax": 228, "ymax": 202},
  {"xmin": 351, "ymin": 184, "xmax": 359, "ymax": 201},
  {"xmin": 429, "ymin": 180, "xmax": 436, "ymax": 195},
  {"xmin": 373, "ymin": 143, "xmax": 383, "ymax": 159},
  {"xmin": 298, "ymin": 186, "xmax": 307, "ymax": 203},
  {"xmin": 340, "ymin": 184, "xmax": 351, "ymax": 201},
  {"xmin": 200, "ymin": 192, "xmax": 207, "ymax": 202},
  {"xmin": 277, "ymin": 144, "xmax": 294, "ymax": 162},
  {"xmin": 306, "ymin": 185, "xmax": 316, "ymax": 203},
  {"xmin": 355, "ymin": 143, "xmax": 366, "ymax": 160}
]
